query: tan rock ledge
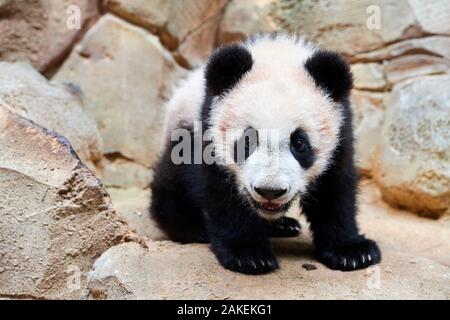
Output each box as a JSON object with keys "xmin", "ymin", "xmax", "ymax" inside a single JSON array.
[{"xmin": 86, "ymin": 239, "xmax": 449, "ymax": 300}]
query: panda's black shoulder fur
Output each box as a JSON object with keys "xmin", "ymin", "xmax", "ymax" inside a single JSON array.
[{"xmin": 150, "ymin": 38, "xmax": 381, "ymax": 275}]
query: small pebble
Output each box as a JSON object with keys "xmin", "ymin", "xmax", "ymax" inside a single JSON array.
[{"xmin": 302, "ymin": 263, "xmax": 318, "ymax": 271}]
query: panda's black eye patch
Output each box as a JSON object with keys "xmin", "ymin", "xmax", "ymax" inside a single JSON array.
[
  {"xmin": 290, "ymin": 128, "xmax": 315, "ymax": 169},
  {"xmin": 233, "ymin": 127, "xmax": 258, "ymax": 164}
]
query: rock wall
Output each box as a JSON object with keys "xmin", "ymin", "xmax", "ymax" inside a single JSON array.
[{"xmin": 0, "ymin": 0, "xmax": 449, "ymax": 300}]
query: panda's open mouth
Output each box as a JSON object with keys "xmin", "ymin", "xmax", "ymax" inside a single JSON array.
[
  {"xmin": 261, "ymin": 202, "xmax": 284, "ymax": 211},
  {"xmin": 255, "ymin": 201, "xmax": 290, "ymax": 213},
  {"xmin": 244, "ymin": 189, "xmax": 292, "ymax": 214}
]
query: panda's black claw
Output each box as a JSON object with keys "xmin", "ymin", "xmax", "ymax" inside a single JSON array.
[
  {"xmin": 267, "ymin": 217, "xmax": 301, "ymax": 238},
  {"xmin": 340, "ymin": 257, "xmax": 347, "ymax": 268},
  {"xmin": 317, "ymin": 238, "xmax": 381, "ymax": 271},
  {"xmin": 259, "ymin": 259, "xmax": 266, "ymax": 267},
  {"xmin": 214, "ymin": 242, "xmax": 279, "ymax": 275}
]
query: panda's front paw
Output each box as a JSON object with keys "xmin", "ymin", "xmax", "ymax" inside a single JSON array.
[
  {"xmin": 213, "ymin": 242, "xmax": 279, "ymax": 275},
  {"xmin": 318, "ymin": 238, "xmax": 381, "ymax": 271},
  {"xmin": 267, "ymin": 217, "xmax": 301, "ymax": 238}
]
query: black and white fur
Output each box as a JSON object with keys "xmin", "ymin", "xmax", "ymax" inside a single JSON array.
[{"xmin": 151, "ymin": 34, "xmax": 381, "ymax": 274}]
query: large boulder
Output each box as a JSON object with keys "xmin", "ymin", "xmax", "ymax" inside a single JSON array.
[
  {"xmin": 0, "ymin": 108, "xmax": 140, "ymax": 299},
  {"xmin": 0, "ymin": 0, "xmax": 99, "ymax": 72},
  {"xmin": 104, "ymin": 0, "xmax": 228, "ymax": 67},
  {"xmin": 0, "ymin": 62, "xmax": 103, "ymax": 173},
  {"xmin": 54, "ymin": 14, "xmax": 187, "ymax": 188},
  {"xmin": 374, "ymin": 75, "xmax": 450, "ymax": 218},
  {"xmin": 219, "ymin": 0, "xmax": 421, "ymax": 56}
]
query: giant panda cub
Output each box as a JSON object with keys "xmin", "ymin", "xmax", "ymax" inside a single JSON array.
[{"xmin": 150, "ymin": 34, "xmax": 381, "ymax": 275}]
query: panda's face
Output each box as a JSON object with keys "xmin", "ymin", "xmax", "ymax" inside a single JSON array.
[
  {"xmin": 209, "ymin": 69, "xmax": 342, "ymax": 220},
  {"xmin": 204, "ymin": 38, "xmax": 352, "ymax": 220},
  {"xmin": 235, "ymin": 126, "xmax": 313, "ymax": 219}
]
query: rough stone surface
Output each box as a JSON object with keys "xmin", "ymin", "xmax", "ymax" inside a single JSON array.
[
  {"xmin": 103, "ymin": 155, "xmax": 153, "ymax": 190},
  {"xmin": 54, "ymin": 14, "xmax": 186, "ymax": 170},
  {"xmin": 219, "ymin": 0, "xmax": 421, "ymax": 56},
  {"xmin": 352, "ymin": 63, "xmax": 387, "ymax": 90},
  {"xmin": 104, "ymin": 0, "xmax": 170, "ymax": 34},
  {"xmin": 351, "ymin": 90, "xmax": 385, "ymax": 176},
  {"xmin": 108, "ymin": 187, "xmax": 167, "ymax": 241},
  {"xmin": 352, "ymin": 36, "xmax": 450, "ymax": 62},
  {"xmin": 219, "ymin": 0, "xmax": 278, "ymax": 44},
  {"xmin": 176, "ymin": 15, "xmax": 222, "ymax": 68},
  {"xmin": 0, "ymin": 108, "xmax": 139, "ymax": 300},
  {"xmin": 409, "ymin": 0, "xmax": 450, "ymax": 35},
  {"xmin": 0, "ymin": 0, "xmax": 99, "ymax": 72},
  {"xmin": 1, "ymin": 0, "xmax": 449, "ymax": 300},
  {"xmin": 0, "ymin": 62, "xmax": 103, "ymax": 173},
  {"xmin": 383, "ymin": 54, "xmax": 450, "ymax": 84},
  {"xmin": 374, "ymin": 75, "xmax": 450, "ymax": 218},
  {"xmin": 105, "ymin": 0, "xmax": 228, "ymax": 51},
  {"xmin": 86, "ymin": 238, "xmax": 449, "ymax": 300},
  {"xmin": 165, "ymin": 0, "xmax": 228, "ymax": 49}
]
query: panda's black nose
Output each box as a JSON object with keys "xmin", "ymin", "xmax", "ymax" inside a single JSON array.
[{"xmin": 254, "ymin": 187, "xmax": 287, "ymax": 200}]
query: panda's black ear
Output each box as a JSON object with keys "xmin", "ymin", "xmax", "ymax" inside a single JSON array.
[
  {"xmin": 304, "ymin": 50, "xmax": 353, "ymax": 101},
  {"xmin": 205, "ymin": 44, "xmax": 253, "ymax": 96}
]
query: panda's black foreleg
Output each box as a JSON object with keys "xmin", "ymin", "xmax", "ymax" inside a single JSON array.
[
  {"xmin": 302, "ymin": 164, "xmax": 381, "ymax": 271},
  {"xmin": 203, "ymin": 165, "xmax": 278, "ymax": 275},
  {"xmin": 208, "ymin": 213, "xmax": 279, "ymax": 275},
  {"xmin": 266, "ymin": 217, "xmax": 301, "ymax": 238},
  {"xmin": 150, "ymin": 143, "xmax": 209, "ymax": 244}
]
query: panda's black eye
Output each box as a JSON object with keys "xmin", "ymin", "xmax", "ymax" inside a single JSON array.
[
  {"xmin": 290, "ymin": 128, "xmax": 315, "ymax": 169},
  {"xmin": 292, "ymin": 137, "xmax": 307, "ymax": 152}
]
